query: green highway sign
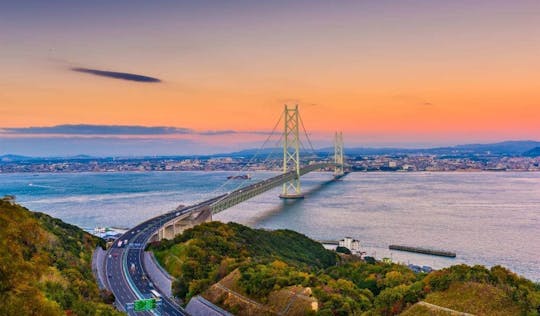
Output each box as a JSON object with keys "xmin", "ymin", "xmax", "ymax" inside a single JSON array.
[{"xmin": 133, "ymin": 298, "xmax": 157, "ymax": 312}]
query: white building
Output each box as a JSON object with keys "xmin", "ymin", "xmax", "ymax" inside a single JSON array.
[{"xmin": 339, "ymin": 237, "xmax": 361, "ymax": 253}]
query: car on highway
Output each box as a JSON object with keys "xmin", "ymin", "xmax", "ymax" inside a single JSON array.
[{"xmin": 150, "ymin": 289, "xmax": 161, "ymax": 299}]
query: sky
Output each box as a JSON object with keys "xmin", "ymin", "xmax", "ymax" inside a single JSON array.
[{"xmin": 1, "ymin": 0, "xmax": 539, "ymax": 156}]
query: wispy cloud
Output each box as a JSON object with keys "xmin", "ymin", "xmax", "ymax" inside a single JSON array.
[
  {"xmin": 199, "ymin": 130, "xmax": 272, "ymax": 136},
  {"xmin": 198, "ymin": 130, "xmax": 237, "ymax": 136},
  {"xmin": 392, "ymin": 94, "xmax": 435, "ymax": 107},
  {"xmin": 0, "ymin": 124, "xmax": 271, "ymax": 137},
  {"xmin": 71, "ymin": 67, "xmax": 161, "ymax": 83}
]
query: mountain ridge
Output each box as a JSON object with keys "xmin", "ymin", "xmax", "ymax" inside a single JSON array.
[{"xmin": 2, "ymin": 140, "xmax": 540, "ymax": 160}]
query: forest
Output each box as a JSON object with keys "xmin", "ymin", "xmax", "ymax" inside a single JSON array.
[{"xmin": 0, "ymin": 200, "xmax": 121, "ymax": 316}]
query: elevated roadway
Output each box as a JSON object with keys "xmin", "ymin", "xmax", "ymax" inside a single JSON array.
[
  {"xmin": 105, "ymin": 196, "xmax": 225, "ymax": 315},
  {"xmin": 104, "ymin": 163, "xmax": 341, "ymax": 315}
]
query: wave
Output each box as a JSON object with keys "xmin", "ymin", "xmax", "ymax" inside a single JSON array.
[{"xmin": 28, "ymin": 183, "xmax": 56, "ymax": 189}]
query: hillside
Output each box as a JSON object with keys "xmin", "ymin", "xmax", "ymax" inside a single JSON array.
[
  {"xmin": 151, "ymin": 222, "xmax": 540, "ymax": 316},
  {"xmin": 423, "ymin": 282, "xmax": 521, "ymax": 315},
  {"xmin": 227, "ymin": 140, "xmax": 540, "ymax": 157},
  {"xmin": 0, "ymin": 199, "xmax": 121, "ymax": 316},
  {"xmin": 524, "ymin": 147, "xmax": 540, "ymax": 157},
  {"xmin": 149, "ymin": 222, "xmax": 337, "ymax": 303}
]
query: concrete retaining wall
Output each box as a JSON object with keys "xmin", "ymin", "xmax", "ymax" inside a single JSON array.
[
  {"xmin": 92, "ymin": 246, "xmax": 108, "ymax": 290},
  {"xmin": 143, "ymin": 251, "xmax": 173, "ymax": 297}
]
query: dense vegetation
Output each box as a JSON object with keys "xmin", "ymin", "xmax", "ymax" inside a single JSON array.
[
  {"xmin": 0, "ymin": 200, "xmax": 121, "ymax": 316},
  {"xmin": 150, "ymin": 221, "xmax": 336, "ymax": 302},
  {"xmin": 152, "ymin": 221, "xmax": 540, "ymax": 315},
  {"xmin": 420, "ymin": 264, "xmax": 540, "ymax": 315}
]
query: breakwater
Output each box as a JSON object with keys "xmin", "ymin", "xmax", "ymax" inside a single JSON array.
[{"xmin": 389, "ymin": 245, "xmax": 456, "ymax": 258}]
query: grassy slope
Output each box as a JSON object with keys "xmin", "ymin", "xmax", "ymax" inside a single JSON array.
[
  {"xmin": 400, "ymin": 304, "xmax": 454, "ymax": 316},
  {"xmin": 0, "ymin": 200, "xmax": 121, "ymax": 316},
  {"xmin": 424, "ymin": 282, "xmax": 522, "ymax": 315},
  {"xmin": 402, "ymin": 282, "xmax": 524, "ymax": 316}
]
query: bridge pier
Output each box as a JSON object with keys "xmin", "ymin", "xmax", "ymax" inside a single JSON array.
[
  {"xmin": 279, "ymin": 193, "xmax": 304, "ymax": 199},
  {"xmin": 150, "ymin": 208, "xmax": 213, "ymax": 242}
]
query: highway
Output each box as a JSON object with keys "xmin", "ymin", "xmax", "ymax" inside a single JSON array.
[
  {"xmin": 105, "ymin": 196, "xmax": 225, "ymax": 315},
  {"xmin": 103, "ymin": 165, "xmax": 339, "ymax": 315}
]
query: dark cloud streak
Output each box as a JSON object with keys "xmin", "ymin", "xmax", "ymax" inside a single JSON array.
[
  {"xmin": 4, "ymin": 124, "xmax": 190, "ymax": 135},
  {"xmin": 71, "ymin": 67, "xmax": 161, "ymax": 83}
]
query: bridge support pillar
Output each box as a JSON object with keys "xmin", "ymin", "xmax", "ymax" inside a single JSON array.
[
  {"xmin": 149, "ymin": 208, "xmax": 214, "ymax": 242},
  {"xmin": 279, "ymin": 104, "xmax": 304, "ymax": 199}
]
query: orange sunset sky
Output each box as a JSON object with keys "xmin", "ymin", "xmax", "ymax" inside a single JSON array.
[{"xmin": 1, "ymin": 1, "xmax": 539, "ymax": 155}]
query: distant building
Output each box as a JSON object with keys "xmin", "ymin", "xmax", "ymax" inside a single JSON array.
[
  {"xmin": 339, "ymin": 237, "xmax": 361, "ymax": 254},
  {"xmin": 408, "ymin": 264, "xmax": 433, "ymax": 273},
  {"xmin": 402, "ymin": 164, "xmax": 413, "ymax": 171}
]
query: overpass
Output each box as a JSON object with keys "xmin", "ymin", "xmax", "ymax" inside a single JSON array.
[{"xmin": 103, "ymin": 105, "xmax": 347, "ymax": 315}]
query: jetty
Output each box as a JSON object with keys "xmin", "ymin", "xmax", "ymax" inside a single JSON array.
[{"xmin": 389, "ymin": 245, "xmax": 456, "ymax": 258}]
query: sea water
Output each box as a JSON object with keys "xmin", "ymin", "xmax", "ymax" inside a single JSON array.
[{"xmin": 1, "ymin": 171, "xmax": 539, "ymax": 281}]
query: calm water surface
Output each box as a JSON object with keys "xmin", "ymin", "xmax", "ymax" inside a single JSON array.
[{"xmin": 1, "ymin": 171, "xmax": 538, "ymax": 281}]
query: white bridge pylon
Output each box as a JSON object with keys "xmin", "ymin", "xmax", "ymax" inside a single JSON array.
[
  {"xmin": 279, "ymin": 104, "xmax": 345, "ymax": 199},
  {"xmin": 334, "ymin": 131, "xmax": 344, "ymax": 176},
  {"xmin": 280, "ymin": 104, "xmax": 304, "ymax": 199}
]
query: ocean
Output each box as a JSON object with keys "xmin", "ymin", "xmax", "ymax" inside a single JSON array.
[{"xmin": 1, "ymin": 171, "xmax": 539, "ymax": 281}]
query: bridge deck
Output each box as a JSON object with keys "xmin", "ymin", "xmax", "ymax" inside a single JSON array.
[{"xmin": 209, "ymin": 163, "xmax": 336, "ymax": 213}]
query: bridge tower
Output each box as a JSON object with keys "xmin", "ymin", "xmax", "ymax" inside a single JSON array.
[
  {"xmin": 334, "ymin": 131, "xmax": 344, "ymax": 176},
  {"xmin": 279, "ymin": 104, "xmax": 304, "ymax": 199}
]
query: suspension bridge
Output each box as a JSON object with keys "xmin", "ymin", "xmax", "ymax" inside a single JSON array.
[{"xmin": 103, "ymin": 105, "xmax": 347, "ymax": 315}]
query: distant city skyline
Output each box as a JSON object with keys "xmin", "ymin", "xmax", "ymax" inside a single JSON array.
[{"xmin": 1, "ymin": 1, "xmax": 539, "ymax": 155}]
